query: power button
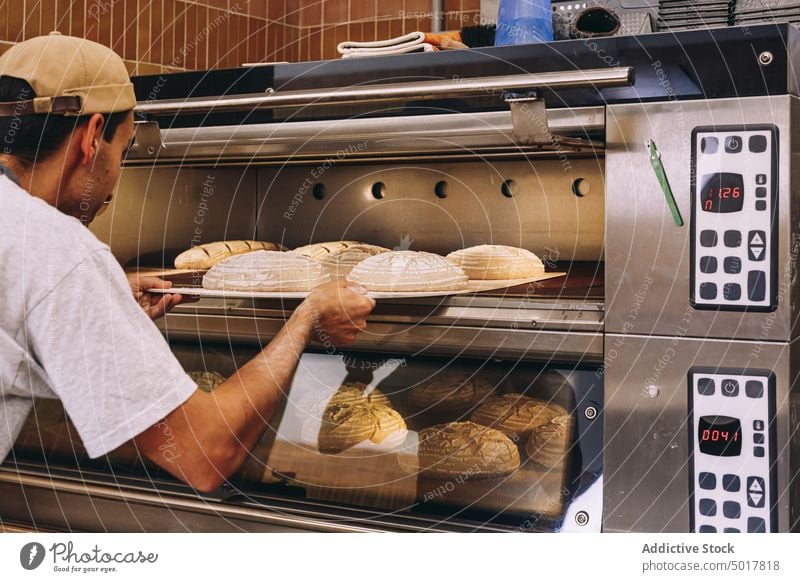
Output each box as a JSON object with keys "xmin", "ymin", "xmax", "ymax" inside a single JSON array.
[{"xmin": 725, "ymin": 136, "xmax": 743, "ymax": 154}]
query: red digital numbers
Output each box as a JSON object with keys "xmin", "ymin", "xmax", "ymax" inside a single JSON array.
[
  {"xmin": 708, "ymin": 187, "xmax": 742, "ymax": 200},
  {"xmin": 700, "ymin": 429, "xmax": 739, "ymax": 442}
]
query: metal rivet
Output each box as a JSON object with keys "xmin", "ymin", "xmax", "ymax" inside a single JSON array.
[
  {"xmin": 575, "ymin": 511, "xmax": 590, "ymax": 526},
  {"xmin": 584, "ymin": 406, "xmax": 597, "ymax": 420},
  {"xmin": 644, "ymin": 385, "xmax": 660, "ymax": 398},
  {"xmin": 759, "ymin": 51, "xmax": 773, "ymax": 66},
  {"xmin": 146, "ymin": 146, "xmax": 155, "ymax": 155}
]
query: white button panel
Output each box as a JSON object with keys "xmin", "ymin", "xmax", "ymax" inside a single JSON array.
[
  {"xmin": 690, "ymin": 126, "xmax": 778, "ymax": 311},
  {"xmin": 689, "ymin": 368, "xmax": 776, "ymax": 533}
]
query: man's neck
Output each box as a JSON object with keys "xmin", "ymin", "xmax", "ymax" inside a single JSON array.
[{"xmin": 0, "ymin": 155, "xmax": 61, "ymax": 207}]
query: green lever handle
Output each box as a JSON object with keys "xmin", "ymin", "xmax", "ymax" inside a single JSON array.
[{"xmin": 646, "ymin": 139, "xmax": 684, "ymax": 227}]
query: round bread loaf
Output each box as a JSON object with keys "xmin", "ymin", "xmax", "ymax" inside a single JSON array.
[
  {"xmin": 175, "ymin": 240, "xmax": 285, "ymax": 269},
  {"xmin": 407, "ymin": 372, "xmax": 494, "ymax": 416},
  {"xmin": 470, "ymin": 393, "xmax": 568, "ymax": 441},
  {"xmin": 446, "ymin": 245, "xmax": 545, "ymax": 280},
  {"xmin": 417, "ymin": 421, "xmax": 520, "ymax": 479},
  {"xmin": 317, "ymin": 402, "xmax": 407, "ymax": 454},
  {"xmin": 291, "ymin": 241, "xmax": 362, "ymax": 260},
  {"xmin": 203, "ymin": 250, "xmax": 330, "ymax": 292},
  {"xmin": 188, "ymin": 371, "xmax": 226, "ymax": 392},
  {"xmin": 347, "ymin": 251, "xmax": 468, "ymax": 292},
  {"xmin": 328, "ymin": 382, "xmax": 392, "ymax": 407},
  {"xmin": 525, "ymin": 414, "xmax": 573, "ymax": 468},
  {"xmin": 316, "ymin": 243, "xmax": 391, "ymax": 277}
]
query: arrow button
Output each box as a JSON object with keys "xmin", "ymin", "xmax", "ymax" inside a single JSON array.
[
  {"xmin": 748, "ymin": 477, "xmax": 764, "ymax": 493},
  {"xmin": 750, "ymin": 232, "xmax": 765, "ymax": 246},
  {"xmin": 748, "ymin": 492, "xmax": 764, "ymax": 507}
]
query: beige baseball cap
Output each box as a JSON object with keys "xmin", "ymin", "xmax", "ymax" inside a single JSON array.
[{"xmin": 0, "ymin": 31, "xmax": 135, "ymax": 117}]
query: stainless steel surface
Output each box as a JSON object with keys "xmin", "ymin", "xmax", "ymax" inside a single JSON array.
[
  {"xmin": 605, "ymin": 96, "xmax": 800, "ymax": 341},
  {"xmin": 603, "ymin": 335, "xmax": 797, "ymax": 532},
  {"xmin": 135, "ymin": 68, "xmax": 633, "ymax": 116},
  {"xmin": 91, "ymin": 167, "xmax": 258, "ymax": 266},
  {"xmin": 123, "ymin": 107, "xmax": 607, "ymax": 164},
  {"xmin": 256, "ymin": 158, "xmax": 605, "ymax": 260}
]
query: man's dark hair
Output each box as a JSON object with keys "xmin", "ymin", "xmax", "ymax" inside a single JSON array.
[{"xmin": 0, "ymin": 76, "xmax": 129, "ymax": 165}]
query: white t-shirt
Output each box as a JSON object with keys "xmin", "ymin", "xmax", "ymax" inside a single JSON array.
[{"xmin": 0, "ymin": 174, "xmax": 196, "ymax": 461}]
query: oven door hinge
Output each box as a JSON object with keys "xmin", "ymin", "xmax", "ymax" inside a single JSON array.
[
  {"xmin": 130, "ymin": 120, "xmax": 164, "ymax": 158},
  {"xmin": 505, "ymin": 92, "xmax": 554, "ymax": 146}
]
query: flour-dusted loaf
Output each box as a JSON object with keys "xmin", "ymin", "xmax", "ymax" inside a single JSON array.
[
  {"xmin": 417, "ymin": 421, "xmax": 520, "ymax": 479},
  {"xmin": 202, "ymin": 250, "xmax": 331, "ymax": 292},
  {"xmin": 188, "ymin": 371, "xmax": 226, "ymax": 392},
  {"xmin": 407, "ymin": 371, "xmax": 494, "ymax": 417},
  {"xmin": 317, "ymin": 402, "xmax": 407, "ymax": 454},
  {"xmin": 446, "ymin": 245, "xmax": 545, "ymax": 280},
  {"xmin": 315, "ymin": 243, "xmax": 391, "ymax": 277},
  {"xmin": 347, "ymin": 251, "xmax": 468, "ymax": 292},
  {"xmin": 525, "ymin": 414, "xmax": 573, "ymax": 468},
  {"xmin": 291, "ymin": 241, "xmax": 362, "ymax": 260},
  {"xmin": 470, "ymin": 394, "xmax": 568, "ymax": 441},
  {"xmin": 174, "ymin": 240, "xmax": 286, "ymax": 269}
]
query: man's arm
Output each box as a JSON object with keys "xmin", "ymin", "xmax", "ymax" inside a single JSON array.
[
  {"xmin": 133, "ymin": 282, "xmax": 374, "ymax": 492},
  {"xmin": 127, "ymin": 274, "xmax": 193, "ymax": 320}
]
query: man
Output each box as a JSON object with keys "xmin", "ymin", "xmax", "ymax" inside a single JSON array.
[{"xmin": 0, "ymin": 33, "xmax": 375, "ymax": 492}]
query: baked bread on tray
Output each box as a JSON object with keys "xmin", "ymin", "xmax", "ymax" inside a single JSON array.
[
  {"xmin": 416, "ymin": 421, "xmax": 520, "ymax": 479},
  {"xmin": 407, "ymin": 371, "xmax": 494, "ymax": 417},
  {"xmin": 525, "ymin": 414, "xmax": 573, "ymax": 468},
  {"xmin": 315, "ymin": 243, "xmax": 390, "ymax": 277},
  {"xmin": 291, "ymin": 241, "xmax": 362, "ymax": 260},
  {"xmin": 317, "ymin": 401, "xmax": 408, "ymax": 454},
  {"xmin": 202, "ymin": 250, "xmax": 330, "ymax": 292},
  {"xmin": 348, "ymin": 250, "xmax": 468, "ymax": 292},
  {"xmin": 174, "ymin": 240, "xmax": 285, "ymax": 269},
  {"xmin": 446, "ymin": 244, "xmax": 545, "ymax": 280},
  {"xmin": 470, "ymin": 394, "xmax": 568, "ymax": 441}
]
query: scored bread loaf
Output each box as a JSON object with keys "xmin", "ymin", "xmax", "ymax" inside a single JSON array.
[
  {"xmin": 175, "ymin": 240, "xmax": 286, "ymax": 269},
  {"xmin": 470, "ymin": 394, "xmax": 568, "ymax": 441},
  {"xmin": 525, "ymin": 414, "xmax": 573, "ymax": 468},
  {"xmin": 315, "ymin": 243, "xmax": 391, "ymax": 277},
  {"xmin": 417, "ymin": 421, "xmax": 520, "ymax": 479},
  {"xmin": 407, "ymin": 371, "xmax": 494, "ymax": 417},
  {"xmin": 328, "ymin": 382, "xmax": 392, "ymax": 407},
  {"xmin": 446, "ymin": 245, "xmax": 545, "ymax": 280},
  {"xmin": 348, "ymin": 251, "xmax": 468, "ymax": 292},
  {"xmin": 203, "ymin": 250, "xmax": 330, "ymax": 292},
  {"xmin": 317, "ymin": 401, "xmax": 407, "ymax": 454},
  {"xmin": 291, "ymin": 241, "xmax": 362, "ymax": 260}
]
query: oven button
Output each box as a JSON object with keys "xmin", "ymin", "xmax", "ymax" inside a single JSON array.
[
  {"xmin": 700, "ymin": 230, "xmax": 718, "ymax": 247},
  {"xmin": 754, "ymin": 420, "xmax": 765, "ymax": 431},
  {"xmin": 701, "ymin": 137, "xmax": 718, "ymax": 154},
  {"xmin": 725, "ymin": 136, "xmax": 743, "ymax": 153},
  {"xmin": 756, "ymin": 174, "xmax": 767, "ymax": 185},
  {"xmin": 699, "ymin": 472, "xmax": 716, "ymax": 489},
  {"xmin": 749, "ymin": 135, "xmax": 767, "ymax": 153},
  {"xmin": 724, "ymin": 257, "xmax": 742, "ymax": 274},
  {"xmin": 699, "ymin": 283, "xmax": 718, "ymax": 300},
  {"xmin": 753, "ymin": 433, "xmax": 765, "ymax": 444},
  {"xmin": 699, "ymin": 256, "xmax": 717, "ymax": 273},
  {"xmin": 754, "ymin": 446, "xmax": 765, "ymax": 457},
  {"xmin": 746, "ymin": 380, "xmax": 764, "ymax": 398},
  {"xmin": 747, "ymin": 477, "xmax": 765, "ymax": 508},
  {"xmin": 756, "ymin": 200, "xmax": 767, "ymax": 211},
  {"xmin": 699, "ymin": 499, "xmax": 717, "ymax": 516},
  {"xmin": 747, "ymin": 517, "xmax": 766, "ymax": 533},
  {"xmin": 723, "ymin": 283, "xmax": 741, "ymax": 301},
  {"xmin": 699, "ymin": 525, "xmax": 717, "ymax": 533},
  {"xmin": 748, "ymin": 271, "xmax": 766, "ymax": 301},
  {"xmin": 724, "ymin": 527, "xmax": 741, "ymax": 533},
  {"xmin": 722, "ymin": 474, "xmax": 740, "ymax": 492},
  {"xmin": 756, "ymin": 187, "xmax": 767, "ymax": 198},
  {"xmin": 724, "ymin": 230, "xmax": 742, "ymax": 247},
  {"xmin": 721, "ymin": 379, "xmax": 739, "ymax": 397},
  {"xmin": 723, "ymin": 501, "xmax": 741, "ymax": 519},
  {"xmin": 697, "ymin": 377, "xmax": 715, "ymax": 395}
]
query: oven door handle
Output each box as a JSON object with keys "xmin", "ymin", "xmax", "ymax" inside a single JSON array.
[{"xmin": 134, "ymin": 67, "xmax": 634, "ymax": 116}]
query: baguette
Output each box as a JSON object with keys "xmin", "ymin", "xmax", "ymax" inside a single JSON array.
[{"xmin": 174, "ymin": 240, "xmax": 286, "ymax": 269}]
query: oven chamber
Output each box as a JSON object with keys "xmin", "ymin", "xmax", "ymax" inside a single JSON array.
[{"xmin": 2, "ymin": 24, "xmax": 799, "ymax": 533}]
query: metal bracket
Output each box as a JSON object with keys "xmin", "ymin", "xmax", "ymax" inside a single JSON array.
[
  {"xmin": 506, "ymin": 94, "xmax": 553, "ymax": 146},
  {"xmin": 131, "ymin": 120, "xmax": 164, "ymax": 158}
]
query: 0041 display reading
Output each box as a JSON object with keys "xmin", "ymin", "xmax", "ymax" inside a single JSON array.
[
  {"xmin": 700, "ymin": 172, "xmax": 745, "ymax": 213},
  {"xmin": 698, "ymin": 415, "xmax": 742, "ymax": 456}
]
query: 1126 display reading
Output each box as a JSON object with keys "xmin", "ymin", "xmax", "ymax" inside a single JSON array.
[
  {"xmin": 698, "ymin": 415, "xmax": 742, "ymax": 456},
  {"xmin": 700, "ymin": 173, "xmax": 745, "ymax": 213}
]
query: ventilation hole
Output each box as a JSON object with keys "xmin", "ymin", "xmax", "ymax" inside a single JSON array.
[
  {"xmin": 572, "ymin": 178, "xmax": 590, "ymax": 197},
  {"xmin": 372, "ymin": 182, "xmax": 386, "ymax": 200},
  {"xmin": 434, "ymin": 180, "xmax": 449, "ymax": 199},
  {"xmin": 312, "ymin": 183, "xmax": 326, "ymax": 200},
  {"xmin": 501, "ymin": 179, "xmax": 517, "ymax": 198}
]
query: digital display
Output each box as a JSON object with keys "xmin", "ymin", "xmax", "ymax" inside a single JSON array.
[
  {"xmin": 698, "ymin": 415, "xmax": 742, "ymax": 457},
  {"xmin": 700, "ymin": 173, "xmax": 745, "ymax": 213}
]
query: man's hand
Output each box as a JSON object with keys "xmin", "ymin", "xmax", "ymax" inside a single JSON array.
[
  {"xmin": 302, "ymin": 281, "xmax": 376, "ymax": 346},
  {"xmin": 127, "ymin": 274, "xmax": 191, "ymax": 320}
]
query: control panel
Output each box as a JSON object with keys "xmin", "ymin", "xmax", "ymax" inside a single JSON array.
[
  {"xmin": 690, "ymin": 125, "xmax": 778, "ymax": 312},
  {"xmin": 688, "ymin": 368, "xmax": 777, "ymax": 533}
]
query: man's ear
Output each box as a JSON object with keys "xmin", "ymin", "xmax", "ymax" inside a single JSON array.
[{"xmin": 78, "ymin": 113, "xmax": 106, "ymax": 166}]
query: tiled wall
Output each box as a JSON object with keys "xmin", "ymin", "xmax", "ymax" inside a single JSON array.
[{"xmin": 0, "ymin": 1, "xmax": 483, "ymax": 73}]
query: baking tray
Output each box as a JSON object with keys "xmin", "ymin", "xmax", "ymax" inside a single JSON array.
[{"xmin": 149, "ymin": 272, "xmax": 567, "ymax": 300}]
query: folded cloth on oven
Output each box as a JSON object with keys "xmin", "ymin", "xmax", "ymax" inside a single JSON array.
[{"xmin": 337, "ymin": 31, "xmax": 467, "ymax": 59}]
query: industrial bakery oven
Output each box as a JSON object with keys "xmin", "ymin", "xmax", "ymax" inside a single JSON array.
[{"xmin": 2, "ymin": 24, "xmax": 800, "ymax": 533}]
